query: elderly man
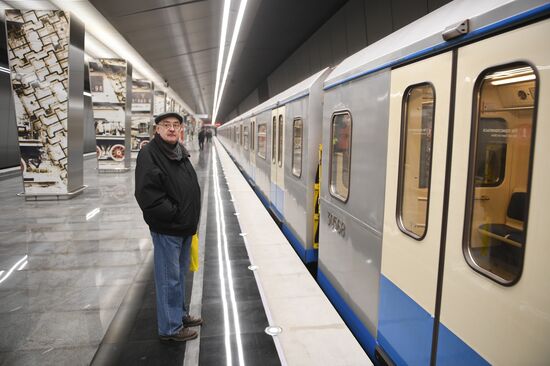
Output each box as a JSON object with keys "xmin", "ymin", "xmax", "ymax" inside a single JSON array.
[{"xmin": 135, "ymin": 112, "xmax": 203, "ymax": 342}]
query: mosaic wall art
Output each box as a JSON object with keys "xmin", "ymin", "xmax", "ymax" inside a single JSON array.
[
  {"xmin": 6, "ymin": 10, "xmax": 71, "ymax": 195},
  {"xmin": 89, "ymin": 58, "xmax": 130, "ymax": 170}
]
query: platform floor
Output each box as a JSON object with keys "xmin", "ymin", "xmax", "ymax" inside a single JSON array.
[{"xmin": 0, "ymin": 138, "xmax": 370, "ymax": 366}]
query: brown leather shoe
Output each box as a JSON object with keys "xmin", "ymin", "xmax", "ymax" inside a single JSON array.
[
  {"xmin": 159, "ymin": 327, "xmax": 198, "ymax": 342},
  {"xmin": 183, "ymin": 314, "xmax": 203, "ymax": 327}
]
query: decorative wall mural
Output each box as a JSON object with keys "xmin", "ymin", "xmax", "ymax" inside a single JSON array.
[
  {"xmin": 131, "ymin": 115, "xmax": 151, "ymax": 151},
  {"xmin": 89, "ymin": 58, "xmax": 130, "ymax": 170},
  {"xmin": 6, "ymin": 10, "xmax": 70, "ymax": 195},
  {"xmin": 166, "ymin": 95, "xmax": 174, "ymax": 112},
  {"xmin": 131, "ymin": 79, "xmax": 152, "ymax": 113},
  {"xmin": 131, "ymin": 79, "xmax": 152, "ymax": 153},
  {"xmin": 153, "ymin": 90, "xmax": 165, "ymax": 116}
]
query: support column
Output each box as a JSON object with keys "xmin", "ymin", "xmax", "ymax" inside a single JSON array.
[
  {"xmin": 5, "ymin": 9, "xmax": 86, "ymax": 200},
  {"xmin": 89, "ymin": 58, "xmax": 132, "ymax": 172}
]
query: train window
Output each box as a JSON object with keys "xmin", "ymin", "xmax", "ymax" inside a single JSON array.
[
  {"xmin": 272, "ymin": 116, "xmax": 276, "ymax": 163},
  {"xmin": 258, "ymin": 123, "xmax": 267, "ymax": 159},
  {"xmin": 329, "ymin": 112, "xmax": 352, "ymax": 202},
  {"xmin": 397, "ymin": 83, "xmax": 435, "ymax": 240},
  {"xmin": 278, "ymin": 115, "xmax": 283, "ymax": 167},
  {"xmin": 292, "ymin": 118, "xmax": 303, "ymax": 177},
  {"xmin": 464, "ymin": 63, "xmax": 536, "ymax": 285},
  {"xmin": 243, "ymin": 125, "xmax": 249, "ymax": 150}
]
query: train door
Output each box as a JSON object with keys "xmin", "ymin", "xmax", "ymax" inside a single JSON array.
[
  {"xmin": 437, "ymin": 19, "xmax": 550, "ymax": 365},
  {"xmin": 378, "ymin": 51, "xmax": 453, "ymax": 365},
  {"xmin": 270, "ymin": 106, "xmax": 285, "ymax": 218},
  {"xmin": 250, "ymin": 118, "xmax": 256, "ymax": 181}
]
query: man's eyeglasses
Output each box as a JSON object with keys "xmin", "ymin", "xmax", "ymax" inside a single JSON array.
[{"xmin": 158, "ymin": 122, "xmax": 182, "ymax": 130}]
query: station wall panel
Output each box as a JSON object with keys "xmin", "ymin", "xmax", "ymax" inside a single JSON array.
[
  {"xmin": 391, "ymin": 0, "xmax": 429, "ymax": 31},
  {"xmin": 346, "ymin": 0, "xmax": 368, "ymax": 55},
  {"xmin": 365, "ymin": 0, "xmax": 394, "ymax": 46}
]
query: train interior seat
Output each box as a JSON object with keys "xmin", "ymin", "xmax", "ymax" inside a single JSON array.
[{"xmin": 478, "ymin": 191, "xmax": 526, "ymax": 247}]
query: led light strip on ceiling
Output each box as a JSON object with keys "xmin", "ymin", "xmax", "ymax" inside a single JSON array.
[
  {"xmin": 212, "ymin": 0, "xmax": 232, "ymax": 123},
  {"xmin": 212, "ymin": 0, "xmax": 249, "ymax": 123}
]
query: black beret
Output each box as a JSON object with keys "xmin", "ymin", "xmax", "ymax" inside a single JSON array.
[{"xmin": 154, "ymin": 112, "xmax": 183, "ymax": 124}]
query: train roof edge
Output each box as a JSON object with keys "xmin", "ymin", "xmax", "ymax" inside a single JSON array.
[
  {"xmin": 223, "ymin": 67, "xmax": 331, "ymax": 126},
  {"xmin": 324, "ymin": 0, "xmax": 550, "ymax": 89}
]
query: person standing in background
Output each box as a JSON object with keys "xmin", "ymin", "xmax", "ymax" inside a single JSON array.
[{"xmin": 198, "ymin": 128, "xmax": 205, "ymax": 150}]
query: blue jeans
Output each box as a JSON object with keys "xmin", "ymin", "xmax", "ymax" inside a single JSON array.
[{"xmin": 150, "ymin": 231, "xmax": 192, "ymax": 336}]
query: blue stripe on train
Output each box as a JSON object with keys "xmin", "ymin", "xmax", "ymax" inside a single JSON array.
[
  {"xmin": 378, "ymin": 275, "xmax": 434, "ymax": 365},
  {"xmin": 253, "ymin": 182, "xmax": 318, "ymax": 263},
  {"xmin": 436, "ymin": 320, "xmax": 489, "ymax": 366},
  {"xmin": 317, "ymin": 268, "xmax": 376, "ymax": 359},
  {"xmin": 275, "ymin": 185, "xmax": 284, "ymax": 218},
  {"xmin": 378, "ymin": 275, "xmax": 489, "ymax": 366},
  {"xmin": 254, "ymin": 184, "xmax": 271, "ymax": 210},
  {"xmin": 281, "ymin": 224, "xmax": 318, "ymax": 263}
]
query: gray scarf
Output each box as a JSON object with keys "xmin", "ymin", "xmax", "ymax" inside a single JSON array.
[{"xmin": 155, "ymin": 133, "xmax": 190, "ymax": 161}]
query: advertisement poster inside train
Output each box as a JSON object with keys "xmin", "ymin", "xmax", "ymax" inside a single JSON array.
[{"xmin": 6, "ymin": 10, "xmax": 71, "ymax": 195}]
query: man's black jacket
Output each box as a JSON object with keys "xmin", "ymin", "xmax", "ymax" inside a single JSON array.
[{"xmin": 134, "ymin": 137, "xmax": 201, "ymax": 237}]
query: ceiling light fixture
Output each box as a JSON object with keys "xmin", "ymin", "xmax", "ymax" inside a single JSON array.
[
  {"xmin": 212, "ymin": 0, "xmax": 249, "ymax": 123},
  {"xmin": 486, "ymin": 66, "xmax": 532, "ymax": 79},
  {"xmin": 490, "ymin": 74, "xmax": 535, "ymax": 86}
]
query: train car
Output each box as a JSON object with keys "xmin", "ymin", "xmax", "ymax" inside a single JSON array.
[
  {"xmin": 220, "ymin": 0, "xmax": 550, "ymax": 364},
  {"xmin": 319, "ymin": 0, "xmax": 550, "ymax": 364},
  {"xmin": 219, "ymin": 68, "xmax": 330, "ymax": 264}
]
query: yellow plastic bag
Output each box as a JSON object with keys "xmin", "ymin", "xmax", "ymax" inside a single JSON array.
[{"xmin": 190, "ymin": 233, "xmax": 199, "ymax": 272}]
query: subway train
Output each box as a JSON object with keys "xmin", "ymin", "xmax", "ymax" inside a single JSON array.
[{"xmin": 217, "ymin": 1, "xmax": 550, "ymax": 365}]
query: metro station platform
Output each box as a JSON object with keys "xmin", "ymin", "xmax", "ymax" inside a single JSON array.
[{"xmin": 0, "ymin": 138, "xmax": 370, "ymax": 366}]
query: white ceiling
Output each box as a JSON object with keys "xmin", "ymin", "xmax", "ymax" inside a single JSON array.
[{"xmin": 89, "ymin": 0, "xmax": 349, "ymax": 122}]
